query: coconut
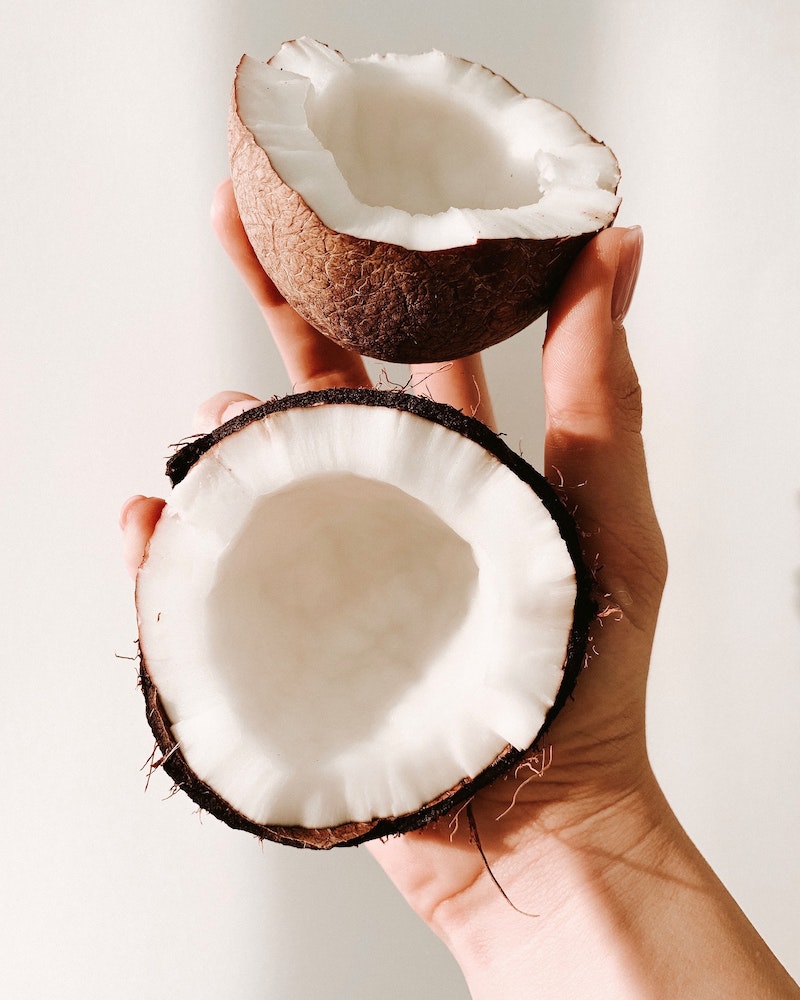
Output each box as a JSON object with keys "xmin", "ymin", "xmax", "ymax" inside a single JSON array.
[
  {"xmin": 135, "ymin": 390, "xmax": 593, "ymax": 848},
  {"xmin": 229, "ymin": 38, "xmax": 620, "ymax": 363}
]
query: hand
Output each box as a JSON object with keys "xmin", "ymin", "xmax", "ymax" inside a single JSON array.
[
  {"xmin": 366, "ymin": 221, "xmax": 667, "ymax": 910},
  {"xmin": 122, "ymin": 177, "xmax": 660, "ymax": 954},
  {"xmin": 121, "ymin": 182, "xmax": 798, "ymax": 999}
]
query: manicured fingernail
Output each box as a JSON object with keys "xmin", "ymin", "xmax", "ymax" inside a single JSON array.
[
  {"xmin": 119, "ymin": 495, "xmax": 145, "ymax": 530},
  {"xmin": 611, "ymin": 226, "xmax": 644, "ymax": 327}
]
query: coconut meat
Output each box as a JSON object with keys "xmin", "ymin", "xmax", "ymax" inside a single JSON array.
[
  {"xmin": 137, "ymin": 403, "xmax": 578, "ymax": 829},
  {"xmin": 235, "ymin": 38, "xmax": 620, "ymax": 251}
]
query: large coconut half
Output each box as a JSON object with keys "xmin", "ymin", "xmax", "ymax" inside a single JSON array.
[
  {"xmin": 136, "ymin": 390, "xmax": 593, "ymax": 848},
  {"xmin": 229, "ymin": 38, "xmax": 620, "ymax": 363}
]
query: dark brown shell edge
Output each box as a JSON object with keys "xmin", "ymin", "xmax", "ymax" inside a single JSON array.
[
  {"xmin": 228, "ymin": 67, "xmax": 617, "ymax": 364},
  {"xmin": 138, "ymin": 388, "xmax": 596, "ymax": 848}
]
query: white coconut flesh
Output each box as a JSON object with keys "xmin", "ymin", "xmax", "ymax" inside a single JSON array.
[
  {"xmin": 136, "ymin": 400, "xmax": 580, "ymax": 831},
  {"xmin": 235, "ymin": 38, "xmax": 620, "ymax": 252}
]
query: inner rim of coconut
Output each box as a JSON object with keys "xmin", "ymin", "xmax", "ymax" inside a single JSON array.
[
  {"xmin": 136, "ymin": 401, "xmax": 578, "ymax": 829},
  {"xmin": 235, "ymin": 38, "xmax": 620, "ymax": 251}
]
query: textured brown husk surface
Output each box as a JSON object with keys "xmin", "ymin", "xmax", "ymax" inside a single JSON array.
[
  {"xmin": 137, "ymin": 389, "xmax": 595, "ymax": 849},
  {"xmin": 228, "ymin": 104, "xmax": 599, "ymax": 364}
]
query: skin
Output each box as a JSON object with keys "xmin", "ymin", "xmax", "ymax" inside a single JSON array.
[{"xmin": 121, "ymin": 181, "xmax": 799, "ymax": 998}]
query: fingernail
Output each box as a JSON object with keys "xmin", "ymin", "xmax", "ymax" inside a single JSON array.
[
  {"xmin": 611, "ymin": 226, "xmax": 644, "ymax": 327},
  {"xmin": 119, "ymin": 495, "xmax": 145, "ymax": 530}
]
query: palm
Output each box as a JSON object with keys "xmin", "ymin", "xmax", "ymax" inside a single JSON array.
[{"xmin": 369, "ymin": 495, "xmax": 664, "ymax": 923}]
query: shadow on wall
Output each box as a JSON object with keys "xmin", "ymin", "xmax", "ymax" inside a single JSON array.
[{"xmin": 796, "ymin": 492, "xmax": 800, "ymax": 621}]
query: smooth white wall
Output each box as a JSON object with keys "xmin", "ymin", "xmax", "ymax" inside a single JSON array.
[{"xmin": 2, "ymin": 2, "xmax": 798, "ymax": 996}]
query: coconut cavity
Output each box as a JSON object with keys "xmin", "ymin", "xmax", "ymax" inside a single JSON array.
[
  {"xmin": 302, "ymin": 65, "xmax": 544, "ymax": 216},
  {"xmin": 205, "ymin": 474, "xmax": 479, "ymax": 817},
  {"xmin": 235, "ymin": 39, "xmax": 621, "ymax": 251},
  {"xmin": 136, "ymin": 390, "xmax": 593, "ymax": 845}
]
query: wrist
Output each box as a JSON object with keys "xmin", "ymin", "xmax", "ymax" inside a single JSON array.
[
  {"xmin": 436, "ymin": 772, "xmax": 664, "ymax": 928},
  {"xmin": 435, "ymin": 775, "xmax": 798, "ymax": 999}
]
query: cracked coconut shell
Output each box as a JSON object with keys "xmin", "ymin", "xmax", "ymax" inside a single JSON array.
[
  {"xmin": 228, "ymin": 38, "xmax": 620, "ymax": 363},
  {"xmin": 136, "ymin": 390, "xmax": 595, "ymax": 848}
]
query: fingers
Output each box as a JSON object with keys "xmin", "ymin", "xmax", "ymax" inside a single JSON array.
[
  {"xmin": 120, "ymin": 495, "xmax": 166, "ymax": 580},
  {"xmin": 543, "ymin": 227, "xmax": 666, "ymax": 619},
  {"xmin": 211, "ymin": 179, "xmax": 370, "ymax": 392},
  {"xmin": 210, "ymin": 179, "xmax": 285, "ymax": 311},
  {"xmin": 544, "ymin": 227, "xmax": 644, "ymax": 446},
  {"xmin": 192, "ymin": 390, "xmax": 263, "ymax": 434},
  {"xmin": 210, "ymin": 179, "xmax": 500, "ymax": 422},
  {"xmin": 410, "ymin": 354, "xmax": 497, "ymax": 430}
]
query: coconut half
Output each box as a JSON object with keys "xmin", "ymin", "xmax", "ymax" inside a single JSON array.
[
  {"xmin": 136, "ymin": 390, "xmax": 593, "ymax": 848},
  {"xmin": 229, "ymin": 38, "xmax": 620, "ymax": 363}
]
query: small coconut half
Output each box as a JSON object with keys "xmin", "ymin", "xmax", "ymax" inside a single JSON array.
[
  {"xmin": 229, "ymin": 38, "xmax": 620, "ymax": 363},
  {"xmin": 136, "ymin": 390, "xmax": 593, "ymax": 848}
]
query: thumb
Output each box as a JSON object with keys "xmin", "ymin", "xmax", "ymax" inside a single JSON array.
[
  {"xmin": 543, "ymin": 226, "xmax": 666, "ymax": 624},
  {"xmin": 544, "ymin": 226, "xmax": 644, "ymax": 446}
]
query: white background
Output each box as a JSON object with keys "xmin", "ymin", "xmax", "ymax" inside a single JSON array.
[{"xmin": 2, "ymin": 2, "xmax": 799, "ymax": 996}]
